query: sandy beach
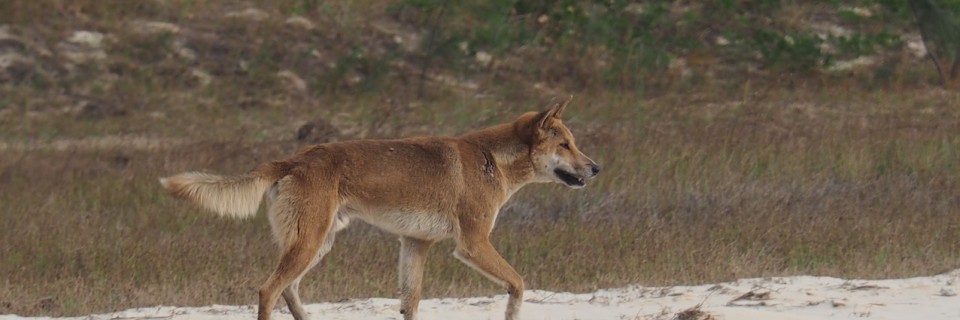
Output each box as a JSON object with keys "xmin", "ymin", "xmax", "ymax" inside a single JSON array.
[{"xmin": 4, "ymin": 269, "xmax": 958, "ymax": 320}]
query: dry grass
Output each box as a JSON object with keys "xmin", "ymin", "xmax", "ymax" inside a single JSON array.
[
  {"xmin": 1, "ymin": 0, "xmax": 959, "ymax": 317},
  {"xmin": 2, "ymin": 87, "xmax": 960, "ymax": 316}
]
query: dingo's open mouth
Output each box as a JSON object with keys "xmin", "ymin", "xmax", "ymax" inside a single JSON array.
[{"xmin": 554, "ymin": 169, "xmax": 585, "ymax": 187}]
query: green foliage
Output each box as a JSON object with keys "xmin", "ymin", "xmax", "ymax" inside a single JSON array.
[
  {"xmin": 396, "ymin": 0, "xmax": 684, "ymax": 88},
  {"xmin": 391, "ymin": 0, "xmax": 952, "ymax": 84},
  {"xmin": 320, "ymin": 47, "xmax": 393, "ymax": 94},
  {"xmin": 286, "ymin": 0, "xmax": 321, "ymax": 15},
  {"xmin": 909, "ymin": 0, "xmax": 960, "ymax": 61},
  {"xmin": 752, "ymin": 31, "xmax": 825, "ymax": 71},
  {"xmin": 831, "ymin": 32, "xmax": 903, "ymax": 59},
  {"xmin": 872, "ymin": 0, "xmax": 914, "ymax": 17}
]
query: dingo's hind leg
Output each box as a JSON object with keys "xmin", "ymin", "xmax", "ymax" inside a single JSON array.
[
  {"xmin": 258, "ymin": 178, "xmax": 338, "ymax": 320},
  {"xmin": 281, "ymin": 255, "xmax": 320, "ymax": 320},
  {"xmin": 281, "ymin": 213, "xmax": 348, "ymax": 320}
]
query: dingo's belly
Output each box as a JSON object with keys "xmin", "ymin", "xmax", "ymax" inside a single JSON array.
[{"xmin": 346, "ymin": 208, "xmax": 456, "ymax": 241}]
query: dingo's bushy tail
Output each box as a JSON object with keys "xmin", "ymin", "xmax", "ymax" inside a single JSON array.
[{"xmin": 160, "ymin": 162, "xmax": 291, "ymax": 218}]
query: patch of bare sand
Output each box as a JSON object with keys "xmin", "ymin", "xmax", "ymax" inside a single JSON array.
[{"xmin": 2, "ymin": 269, "xmax": 958, "ymax": 319}]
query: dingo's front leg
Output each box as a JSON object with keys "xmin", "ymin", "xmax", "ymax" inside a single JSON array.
[
  {"xmin": 398, "ymin": 237, "xmax": 433, "ymax": 320},
  {"xmin": 453, "ymin": 236, "xmax": 524, "ymax": 320}
]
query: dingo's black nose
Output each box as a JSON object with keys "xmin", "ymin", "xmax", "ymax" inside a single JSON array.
[{"xmin": 590, "ymin": 164, "xmax": 601, "ymax": 176}]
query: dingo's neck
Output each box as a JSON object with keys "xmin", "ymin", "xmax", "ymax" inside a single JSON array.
[{"xmin": 461, "ymin": 122, "xmax": 536, "ymax": 192}]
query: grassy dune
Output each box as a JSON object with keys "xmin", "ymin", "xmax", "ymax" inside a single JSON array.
[{"xmin": 1, "ymin": 0, "xmax": 959, "ymax": 317}]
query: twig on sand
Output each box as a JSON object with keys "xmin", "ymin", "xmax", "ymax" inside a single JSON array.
[
  {"xmin": 673, "ymin": 292, "xmax": 716, "ymax": 320},
  {"xmin": 672, "ymin": 304, "xmax": 714, "ymax": 320}
]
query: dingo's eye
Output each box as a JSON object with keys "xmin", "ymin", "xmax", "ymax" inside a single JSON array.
[{"xmin": 560, "ymin": 143, "xmax": 570, "ymax": 150}]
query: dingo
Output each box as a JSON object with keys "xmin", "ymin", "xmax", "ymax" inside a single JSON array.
[{"xmin": 160, "ymin": 98, "xmax": 600, "ymax": 320}]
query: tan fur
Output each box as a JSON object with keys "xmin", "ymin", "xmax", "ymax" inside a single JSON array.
[
  {"xmin": 160, "ymin": 98, "xmax": 599, "ymax": 320},
  {"xmin": 159, "ymin": 172, "xmax": 271, "ymax": 218}
]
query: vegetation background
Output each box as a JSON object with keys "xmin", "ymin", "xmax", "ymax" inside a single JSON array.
[{"xmin": 1, "ymin": 0, "xmax": 959, "ymax": 316}]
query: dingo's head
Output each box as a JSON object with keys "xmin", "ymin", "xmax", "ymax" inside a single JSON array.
[{"xmin": 522, "ymin": 97, "xmax": 600, "ymax": 189}]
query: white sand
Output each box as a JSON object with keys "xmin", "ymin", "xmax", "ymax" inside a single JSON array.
[{"xmin": 4, "ymin": 270, "xmax": 958, "ymax": 320}]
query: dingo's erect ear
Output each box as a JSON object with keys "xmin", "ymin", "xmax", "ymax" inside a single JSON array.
[
  {"xmin": 538, "ymin": 95, "xmax": 573, "ymax": 130},
  {"xmin": 554, "ymin": 95, "xmax": 572, "ymax": 117}
]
